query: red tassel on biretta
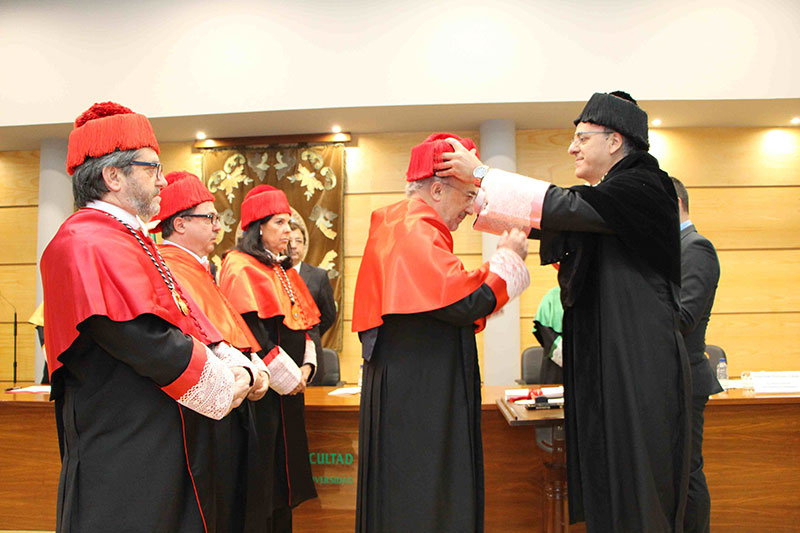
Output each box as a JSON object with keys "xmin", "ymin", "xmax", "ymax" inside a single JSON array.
[{"xmin": 66, "ymin": 101, "xmax": 159, "ymax": 175}]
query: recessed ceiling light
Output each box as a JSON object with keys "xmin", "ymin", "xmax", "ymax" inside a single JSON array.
[
  {"xmin": 196, "ymin": 131, "xmax": 207, "ymax": 140},
  {"xmin": 332, "ymin": 125, "xmax": 342, "ymax": 133},
  {"xmin": 652, "ymin": 119, "xmax": 662, "ymax": 127},
  {"xmin": 791, "ymin": 117, "xmax": 800, "ymax": 125}
]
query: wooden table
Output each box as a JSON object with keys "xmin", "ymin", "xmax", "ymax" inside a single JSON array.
[{"xmin": 2, "ymin": 384, "xmax": 799, "ymax": 532}]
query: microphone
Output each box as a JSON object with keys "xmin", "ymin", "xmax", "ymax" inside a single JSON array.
[{"xmin": 0, "ymin": 291, "xmax": 18, "ymax": 391}]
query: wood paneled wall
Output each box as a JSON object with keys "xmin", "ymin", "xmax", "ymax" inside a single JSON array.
[{"xmin": 1, "ymin": 129, "xmax": 797, "ymax": 382}]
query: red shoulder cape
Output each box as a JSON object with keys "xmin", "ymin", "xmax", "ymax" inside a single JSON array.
[
  {"xmin": 41, "ymin": 209, "xmax": 223, "ymax": 376},
  {"xmin": 159, "ymin": 245, "xmax": 261, "ymax": 353},
  {"xmin": 218, "ymin": 250, "xmax": 320, "ymax": 332},
  {"xmin": 352, "ymin": 197, "xmax": 507, "ymax": 333}
]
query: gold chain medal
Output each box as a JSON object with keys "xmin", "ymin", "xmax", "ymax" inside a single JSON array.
[{"xmin": 172, "ymin": 288, "xmax": 189, "ymax": 315}]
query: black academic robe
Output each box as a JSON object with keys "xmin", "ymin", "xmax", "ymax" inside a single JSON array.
[
  {"xmin": 242, "ymin": 313, "xmax": 317, "ymax": 529},
  {"xmin": 535, "ymin": 151, "xmax": 691, "ymax": 532},
  {"xmin": 52, "ymin": 314, "xmax": 220, "ymax": 532},
  {"xmin": 356, "ymin": 286, "xmax": 496, "ymax": 533}
]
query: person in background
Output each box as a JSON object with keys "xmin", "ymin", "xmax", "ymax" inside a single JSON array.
[
  {"xmin": 672, "ymin": 176, "xmax": 723, "ymax": 533},
  {"xmin": 41, "ymin": 101, "xmax": 254, "ymax": 532},
  {"xmin": 437, "ymin": 92, "xmax": 690, "ymax": 532},
  {"xmin": 219, "ymin": 185, "xmax": 319, "ymax": 531},
  {"xmin": 532, "ymin": 284, "xmax": 564, "ymax": 384},
  {"xmin": 352, "ymin": 133, "xmax": 530, "ymax": 532},
  {"xmin": 288, "ymin": 219, "xmax": 337, "ymax": 385},
  {"xmin": 154, "ymin": 170, "xmax": 272, "ymax": 532}
]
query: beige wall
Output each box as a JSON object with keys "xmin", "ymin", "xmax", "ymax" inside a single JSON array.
[{"xmin": 1, "ymin": 129, "xmax": 798, "ymax": 382}]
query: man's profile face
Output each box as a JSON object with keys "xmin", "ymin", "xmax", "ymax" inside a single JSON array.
[
  {"xmin": 568, "ymin": 122, "xmax": 614, "ymax": 185},
  {"xmin": 181, "ymin": 201, "xmax": 221, "ymax": 257},
  {"xmin": 120, "ymin": 147, "xmax": 166, "ymax": 219},
  {"xmin": 437, "ymin": 178, "xmax": 477, "ymax": 231},
  {"xmin": 289, "ymin": 228, "xmax": 305, "ymax": 265}
]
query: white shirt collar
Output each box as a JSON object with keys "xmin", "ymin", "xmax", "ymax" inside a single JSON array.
[
  {"xmin": 85, "ymin": 200, "xmax": 150, "ymax": 235},
  {"xmin": 162, "ymin": 239, "xmax": 210, "ymax": 267},
  {"xmin": 293, "ymin": 261, "xmax": 302, "ymax": 273}
]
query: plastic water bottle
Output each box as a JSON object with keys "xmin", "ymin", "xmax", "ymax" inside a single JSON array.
[{"xmin": 716, "ymin": 356, "xmax": 728, "ymax": 389}]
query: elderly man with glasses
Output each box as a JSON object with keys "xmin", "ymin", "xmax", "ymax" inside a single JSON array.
[
  {"xmin": 41, "ymin": 102, "xmax": 257, "ymax": 532},
  {"xmin": 352, "ymin": 133, "xmax": 530, "ymax": 532},
  {"xmin": 437, "ymin": 92, "xmax": 691, "ymax": 533}
]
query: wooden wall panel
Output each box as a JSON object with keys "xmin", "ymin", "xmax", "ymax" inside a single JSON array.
[
  {"xmin": 652, "ymin": 128, "xmax": 800, "ymax": 187},
  {"xmin": 0, "ymin": 150, "xmax": 39, "ymax": 206},
  {"xmin": 160, "ymin": 142, "xmax": 203, "ymax": 177},
  {"xmin": 687, "ymin": 186, "xmax": 800, "ymax": 250},
  {"xmin": 0, "ymin": 206, "xmax": 39, "ymax": 264},
  {"xmin": 0, "ymin": 264, "xmax": 37, "ymax": 322},
  {"xmin": 0, "ymin": 326, "xmax": 36, "ymax": 381},
  {"xmin": 516, "ymin": 128, "xmax": 578, "ymax": 186},
  {"xmin": 705, "ymin": 312, "xmax": 800, "ymax": 376},
  {"xmin": 715, "ymin": 250, "xmax": 800, "ymax": 313},
  {"xmin": 346, "ymin": 131, "xmax": 479, "ymax": 194}
]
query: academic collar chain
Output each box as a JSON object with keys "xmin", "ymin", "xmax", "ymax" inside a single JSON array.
[
  {"xmin": 272, "ymin": 263, "xmax": 301, "ymax": 320},
  {"xmin": 101, "ymin": 211, "xmax": 190, "ymax": 316}
]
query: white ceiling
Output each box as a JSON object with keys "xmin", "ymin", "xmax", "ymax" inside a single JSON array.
[{"xmin": 1, "ymin": 98, "xmax": 798, "ymax": 152}]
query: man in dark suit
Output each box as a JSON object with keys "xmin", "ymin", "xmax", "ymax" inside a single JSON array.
[
  {"xmin": 672, "ymin": 177, "xmax": 724, "ymax": 533},
  {"xmin": 289, "ymin": 220, "xmax": 337, "ymax": 385}
]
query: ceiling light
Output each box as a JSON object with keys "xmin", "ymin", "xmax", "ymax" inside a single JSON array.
[
  {"xmin": 791, "ymin": 117, "xmax": 800, "ymax": 125},
  {"xmin": 331, "ymin": 125, "xmax": 342, "ymax": 133},
  {"xmin": 195, "ymin": 131, "xmax": 207, "ymax": 140},
  {"xmin": 652, "ymin": 119, "xmax": 662, "ymax": 127}
]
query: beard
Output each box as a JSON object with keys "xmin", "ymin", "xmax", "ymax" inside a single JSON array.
[{"xmin": 124, "ymin": 176, "xmax": 160, "ymax": 220}]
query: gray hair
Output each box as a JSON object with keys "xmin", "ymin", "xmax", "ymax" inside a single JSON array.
[
  {"xmin": 405, "ymin": 175, "xmax": 445, "ymax": 197},
  {"xmin": 72, "ymin": 149, "xmax": 139, "ymax": 207}
]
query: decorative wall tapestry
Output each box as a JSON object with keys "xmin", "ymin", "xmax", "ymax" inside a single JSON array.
[{"xmin": 202, "ymin": 144, "xmax": 345, "ymax": 351}]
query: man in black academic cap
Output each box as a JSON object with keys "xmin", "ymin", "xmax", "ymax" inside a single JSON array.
[{"xmin": 438, "ymin": 92, "xmax": 691, "ymax": 533}]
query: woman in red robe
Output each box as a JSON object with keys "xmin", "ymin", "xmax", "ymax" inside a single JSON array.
[{"xmin": 219, "ymin": 185, "xmax": 320, "ymax": 532}]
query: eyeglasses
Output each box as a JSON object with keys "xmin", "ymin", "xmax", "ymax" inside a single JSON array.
[
  {"xmin": 442, "ymin": 180, "xmax": 478, "ymax": 202},
  {"xmin": 181, "ymin": 213, "xmax": 221, "ymax": 224},
  {"xmin": 569, "ymin": 130, "xmax": 613, "ymax": 147},
  {"xmin": 130, "ymin": 160, "xmax": 163, "ymax": 176}
]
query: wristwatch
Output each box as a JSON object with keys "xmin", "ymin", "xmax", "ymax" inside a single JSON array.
[{"xmin": 473, "ymin": 165, "xmax": 489, "ymax": 183}]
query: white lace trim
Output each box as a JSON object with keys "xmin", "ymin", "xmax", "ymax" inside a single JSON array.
[
  {"xmin": 489, "ymin": 247, "xmax": 530, "ymax": 301},
  {"xmin": 177, "ymin": 350, "xmax": 234, "ymax": 421},
  {"xmin": 267, "ymin": 347, "xmax": 302, "ymax": 395},
  {"xmin": 303, "ymin": 338, "xmax": 317, "ymax": 368},
  {"xmin": 251, "ymin": 353, "xmax": 269, "ymax": 376},
  {"xmin": 213, "ymin": 342, "xmax": 257, "ymax": 374},
  {"xmin": 473, "ymin": 168, "xmax": 550, "ymax": 235}
]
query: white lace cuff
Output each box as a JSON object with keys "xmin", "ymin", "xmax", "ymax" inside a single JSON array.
[
  {"xmin": 212, "ymin": 342, "xmax": 257, "ymax": 377},
  {"xmin": 267, "ymin": 347, "xmax": 302, "ymax": 395},
  {"xmin": 489, "ymin": 247, "xmax": 530, "ymax": 301},
  {"xmin": 303, "ymin": 338, "xmax": 317, "ymax": 369},
  {"xmin": 473, "ymin": 168, "xmax": 551, "ymax": 235},
  {"xmin": 251, "ymin": 353, "xmax": 270, "ymax": 377},
  {"xmin": 177, "ymin": 347, "xmax": 235, "ymax": 420}
]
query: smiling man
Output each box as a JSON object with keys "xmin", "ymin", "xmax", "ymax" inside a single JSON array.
[
  {"xmin": 438, "ymin": 93, "xmax": 690, "ymax": 533},
  {"xmin": 40, "ymin": 102, "xmax": 254, "ymax": 532},
  {"xmin": 352, "ymin": 133, "xmax": 530, "ymax": 532}
]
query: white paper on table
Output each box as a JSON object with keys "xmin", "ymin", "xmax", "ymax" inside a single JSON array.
[
  {"xmin": 328, "ymin": 386, "xmax": 361, "ymax": 396},
  {"xmin": 752, "ymin": 371, "xmax": 800, "ymax": 393},
  {"xmin": 6, "ymin": 385, "xmax": 51, "ymax": 394}
]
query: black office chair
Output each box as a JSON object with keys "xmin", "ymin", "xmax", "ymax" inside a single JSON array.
[
  {"xmin": 705, "ymin": 344, "xmax": 727, "ymax": 375},
  {"xmin": 317, "ymin": 348, "xmax": 345, "ymax": 387}
]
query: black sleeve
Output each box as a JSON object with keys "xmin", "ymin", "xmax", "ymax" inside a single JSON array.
[
  {"xmin": 79, "ymin": 314, "xmax": 195, "ymax": 387},
  {"xmin": 426, "ymin": 284, "xmax": 497, "ymax": 327},
  {"xmin": 541, "ymin": 186, "xmax": 613, "ymax": 234},
  {"xmin": 532, "ymin": 321, "xmax": 558, "ymax": 355},
  {"xmin": 679, "ymin": 238, "xmax": 720, "ymax": 334},
  {"xmin": 241, "ymin": 312, "xmax": 278, "ymax": 357},
  {"xmin": 315, "ymin": 270, "xmax": 337, "ymax": 335}
]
